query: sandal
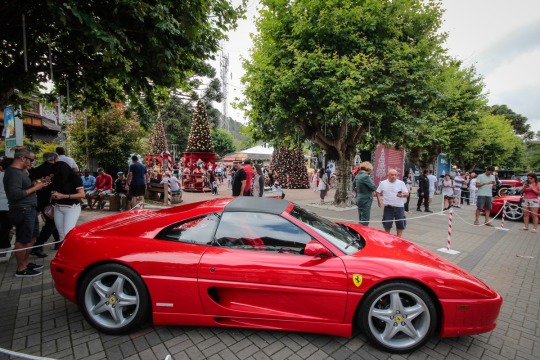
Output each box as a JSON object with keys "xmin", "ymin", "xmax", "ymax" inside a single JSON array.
[
  {"xmin": 474, "ymin": 221, "xmax": 480, "ymax": 225},
  {"xmin": 484, "ymin": 222, "xmax": 494, "ymax": 227},
  {"xmin": 520, "ymin": 227, "xmax": 529, "ymax": 231},
  {"xmin": 532, "ymin": 229, "xmax": 537, "ymax": 233}
]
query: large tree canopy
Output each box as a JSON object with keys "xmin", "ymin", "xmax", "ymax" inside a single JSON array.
[
  {"xmin": 242, "ymin": 0, "xmax": 448, "ymax": 205},
  {"xmin": 1, "ymin": 0, "xmax": 245, "ymax": 113}
]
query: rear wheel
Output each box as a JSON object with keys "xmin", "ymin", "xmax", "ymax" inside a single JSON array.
[
  {"xmin": 78, "ymin": 263, "xmax": 150, "ymax": 334},
  {"xmin": 357, "ymin": 281, "xmax": 437, "ymax": 353}
]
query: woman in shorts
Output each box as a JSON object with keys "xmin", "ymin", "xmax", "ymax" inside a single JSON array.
[
  {"xmin": 441, "ymin": 174, "xmax": 455, "ymax": 211},
  {"xmin": 520, "ymin": 172, "xmax": 540, "ymax": 233}
]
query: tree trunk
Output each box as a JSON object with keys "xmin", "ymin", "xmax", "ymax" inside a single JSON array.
[{"xmin": 333, "ymin": 156, "xmax": 355, "ymax": 207}]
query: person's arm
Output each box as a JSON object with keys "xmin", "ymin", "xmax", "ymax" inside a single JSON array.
[
  {"xmin": 239, "ymin": 179, "xmax": 246, "ymax": 196},
  {"xmin": 126, "ymin": 172, "xmax": 132, "ymax": 188}
]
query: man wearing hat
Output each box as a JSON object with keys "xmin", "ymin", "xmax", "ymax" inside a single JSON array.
[
  {"xmin": 86, "ymin": 168, "xmax": 113, "ymax": 209},
  {"xmin": 114, "ymin": 171, "xmax": 129, "ymax": 211}
]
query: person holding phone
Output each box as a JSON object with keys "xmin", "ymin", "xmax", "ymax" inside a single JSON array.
[
  {"xmin": 520, "ymin": 172, "xmax": 539, "ymax": 233},
  {"xmin": 474, "ymin": 166, "xmax": 496, "ymax": 226}
]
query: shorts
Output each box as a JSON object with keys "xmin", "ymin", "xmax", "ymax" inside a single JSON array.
[
  {"xmin": 88, "ymin": 189, "xmax": 111, "ymax": 197},
  {"xmin": 429, "ymin": 190, "xmax": 434, "ymax": 199},
  {"xmin": 476, "ymin": 196, "xmax": 493, "ymax": 211},
  {"xmin": 382, "ymin": 206, "xmax": 406, "ymax": 230},
  {"xmin": 130, "ymin": 184, "xmax": 146, "ymax": 197},
  {"xmin": 522, "ymin": 199, "xmax": 539, "ymax": 208},
  {"xmin": 8, "ymin": 207, "xmax": 40, "ymax": 244}
]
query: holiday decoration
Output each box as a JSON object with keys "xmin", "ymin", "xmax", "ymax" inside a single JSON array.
[
  {"xmin": 183, "ymin": 100, "xmax": 216, "ymax": 191},
  {"xmin": 149, "ymin": 118, "xmax": 169, "ymax": 155},
  {"xmin": 270, "ymin": 146, "xmax": 310, "ymax": 189},
  {"xmin": 185, "ymin": 100, "xmax": 215, "ymax": 153}
]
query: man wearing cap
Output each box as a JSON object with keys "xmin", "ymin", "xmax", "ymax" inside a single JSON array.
[
  {"xmin": 114, "ymin": 172, "xmax": 129, "ymax": 211},
  {"xmin": 81, "ymin": 169, "xmax": 96, "ymax": 208},
  {"xmin": 86, "ymin": 168, "xmax": 113, "ymax": 209}
]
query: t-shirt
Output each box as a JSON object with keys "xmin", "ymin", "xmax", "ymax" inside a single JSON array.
[
  {"xmin": 3, "ymin": 167, "xmax": 37, "ymax": 208},
  {"xmin": 232, "ymin": 168, "xmax": 246, "ymax": 196},
  {"xmin": 376, "ymin": 179, "xmax": 408, "ymax": 207},
  {"xmin": 476, "ymin": 173, "xmax": 495, "ymax": 197},
  {"xmin": 57, "ymin": 154, "xmax": 78, "ymax": 170},
  {"xmin": 161, "ymin": 176, "xmax": 180, "ymax": 192},
  {"xmin": 427, "ymin": 174, "xmax": 437, "ymax": 191},
  {"xmin": 129, "ymin": 162, "xmax": 147, "ymax": 186},
  {"xmin": 441, "ymin": 179, "xmax": 454, "ymax": 197}
]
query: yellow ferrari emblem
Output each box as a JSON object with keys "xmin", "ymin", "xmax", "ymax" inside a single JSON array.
[
  {"xmin": 353, "ymin": 274, "xmax": 363, "ymax": 287},
  {"xmin": 109, "ymin": 296, "xmax": 116, "ymax": 304}
]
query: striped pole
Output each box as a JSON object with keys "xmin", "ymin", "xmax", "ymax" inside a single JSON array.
[
  {"xmin": 438, "ymin": 206, "xmax": 460, "ymax": 254},
  {"xmin": 167, "ymin": 177, "xmax": 172, "ymax": 205},
  {"xmin": 446, "ymin": 207, "xmax": 453, "ymax": 251},
  {"xmin": 497, "ymin": 200, "xmax": 509, "ymax": 231}
]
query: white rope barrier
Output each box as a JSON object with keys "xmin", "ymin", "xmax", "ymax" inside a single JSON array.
[{"xmin": 0, "ymin": 347, "xmax": 56, "ymax": 360}]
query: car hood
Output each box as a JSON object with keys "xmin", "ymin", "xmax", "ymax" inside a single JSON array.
[{"xmin": 342, "ymin": 224, "xmax": 499, "ymax": 299}]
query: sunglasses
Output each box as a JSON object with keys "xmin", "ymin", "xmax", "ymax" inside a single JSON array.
[{"xmin": 24, "ymin": 156, "xmax": 35, "ymax": 162}]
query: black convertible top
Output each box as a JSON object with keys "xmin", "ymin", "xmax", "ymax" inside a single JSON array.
[{"xmin": 224, "ymin": 197, "xmax": 290, "ymax": 215}]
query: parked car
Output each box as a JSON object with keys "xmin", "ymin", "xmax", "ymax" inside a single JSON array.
[
  {"xmin": 496, "ymin": 177, "xmax": 525, "ymax": 197},
  {"xmin": 51, "ymin": 197, "xmax": 502, "ymax": 353},
  {"xmin": 491, "ymin": 195, "xmax": 524, "ymax": 221}
]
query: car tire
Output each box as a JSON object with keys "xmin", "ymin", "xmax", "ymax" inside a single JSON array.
[
  {"xmin": 497, "ymin": 186, "xmax": 510, "ymax": 197},
  {"xmin": 78, "ymin": 263, "xmax": 150, "ymax": 334},
  {"xmin": 357, "ymin": 281, "xmax": 437, "ymax": 353},
  {"xmin": 504, "ymin": 202, "xmax": 524, "ymax": 221}
]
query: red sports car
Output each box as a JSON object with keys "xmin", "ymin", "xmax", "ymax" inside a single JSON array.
[
  {"xmin": 51, "ymin": 197, "xmax": 502, "ymax": 353},
  {"xmin": 491, "ymin": 195, "xmax": 524, "ymax": 221}
]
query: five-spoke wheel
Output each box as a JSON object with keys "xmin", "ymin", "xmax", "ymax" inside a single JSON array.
[
  {"xmin": 358, "ymin": 282, "xmax": 436, "ymax": 353},
  {"xmin": 78, "ymin": 264, "xmax": 149, "ymax": 334},
  {"xmin": 504, "ymin": 202, "xmax": 524, "ymax": 221}
]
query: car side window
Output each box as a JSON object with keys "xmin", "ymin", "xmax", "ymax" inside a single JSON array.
[
  {"xmin": 156, "ymin": 213, "xmax": 220, "ymax": 245},
  {"xmin": 214, "ymin": 212, "xmax": 312, "ymax": 254}
]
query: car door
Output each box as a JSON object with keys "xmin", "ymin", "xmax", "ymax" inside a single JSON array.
[{"xmin": 198, "ymin": 211, "xmax": 348, "ymax": 324}]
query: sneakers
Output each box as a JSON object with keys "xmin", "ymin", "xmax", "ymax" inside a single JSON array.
[
  {"xmin": 30, "ymin": 250, "xmax": 48, "ymax": 258},
  {"xmin": 27, "ymin": 263, "xmax": 44, "ymax": 270},
  {"xmin": 15, "ymin": 268, "xmax": 42, "ymax": 277},
  {"xmin": 424, "ymin": 209, "xmax": 433, "ymax": 213},
  {"xmin": 416, "ymin": 208, "xmax": 423, "ymax": 212},
  {"xmin": 97, "ymin": 201, "xmax": 106, "ymax": 210}
]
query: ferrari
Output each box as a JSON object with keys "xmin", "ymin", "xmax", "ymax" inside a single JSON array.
[
  {"xmin": 51, "ymin": 197, "xmax": 502, "ymax": 353},
  {"xmin": 491, "ymin": 195, "xmax": 524, "ymax": 221}
]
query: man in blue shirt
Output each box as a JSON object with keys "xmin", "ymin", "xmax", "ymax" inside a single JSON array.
[
  {"xmin": 81, "ymin": 169, "xmax": 96, "ymax": 208},
  {"xmin": 126, "ymin": 155, "xmax": 149, "ymax": 207}
]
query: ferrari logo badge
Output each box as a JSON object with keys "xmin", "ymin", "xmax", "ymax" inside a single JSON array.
[{"xmin": 353, "ymin": 274, "xmax": 363, "ymax": 287}]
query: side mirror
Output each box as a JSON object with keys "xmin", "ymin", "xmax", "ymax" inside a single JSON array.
[{"xmin": 304, "ymin": 240, "xmax": 332, "ymax": 258}]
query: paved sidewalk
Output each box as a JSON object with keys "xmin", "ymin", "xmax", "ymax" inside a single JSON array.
[{"xmin": 0, "ymin": 186, "xmax": 539, "ymax": 359}]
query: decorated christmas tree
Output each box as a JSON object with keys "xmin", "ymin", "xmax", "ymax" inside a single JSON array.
[
  {"xmin": 149, "ymin": 118, "xmax": 168, "ymax": 154},
  {"xmin": 270, "ymin": 146, "xmax": 309, "ymax": 189},
  {"xmin": 185, "ymin": 100, "xmax": 215, "ymax": 153}
]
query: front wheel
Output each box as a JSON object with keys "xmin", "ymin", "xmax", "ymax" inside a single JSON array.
[
  {"xmin": 78, "ymin": 263, "xmax": 150, "ymax": 334},
  {"xmin": 504, "ymin": 203, "xmax": 524, "ymax": 221},
  {"xmin": 497, "ymin": 186, "xmax": 510, "ymax": 197},
  {"xmin": 357, "ymin": 281, "xmax": 437, "ymax": 353}
]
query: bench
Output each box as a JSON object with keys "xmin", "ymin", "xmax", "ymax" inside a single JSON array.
[{"xmin": 146, "ymin": 183, "xmax": 182, "ymax": 205}]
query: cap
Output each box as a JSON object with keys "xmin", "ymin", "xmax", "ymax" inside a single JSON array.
[{"xmin": 117, "ymin": 171, "xmax": 124, "ymax": 176}]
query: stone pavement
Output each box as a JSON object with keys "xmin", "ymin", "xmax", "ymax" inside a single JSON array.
[{"xmin": 0, "ymin": 186, "xmax": 539, "ymax": 360}]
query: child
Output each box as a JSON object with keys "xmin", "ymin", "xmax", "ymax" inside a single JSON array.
[{"xmin": 211, "ymin": 179, "xmax": 219, "ymax": 195}]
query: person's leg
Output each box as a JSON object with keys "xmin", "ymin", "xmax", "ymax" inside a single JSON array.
[
  {"xmin": 522, "ymin": 205, "xmax": 530, "ymax": 229},
  {"xmin": 475, "ymin": 196, "xmax": 485, "ymax": 224},
  {"xmin": 394, "ymin": 207, "xmax": 406, "ymax": 237},
  {"xmin": 0, "ymin": 210, "xmax": 13, "ymax": 249},
  {"xmin": 62, "ymin": 205, "xmax": 82, "ymax": 237},
  {"xmin": 53, "ymin": 206, "xmax": 67, "ymax": 241},
  {"xmin": 483, "ymin": 197, "xmax": 493, "ymax": 224},
  {"xmin": 382, "ymin": 206, "xmax": 393, "ymax": 233},
  {"xmin": 531, "ymin": 205, "xmax": 539, "ymax": 232},
  {"xmin": 357, "ymin": 198, "xmax": 371, "ymax": 226}
]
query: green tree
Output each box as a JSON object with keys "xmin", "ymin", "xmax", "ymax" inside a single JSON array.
[
  {"xmin": 242, "ymin": 0, "xmax": 447, "ymax": 206},
  {"xmin": 489, "ymin": 104, "xmax": 532, "ymax": 140},
  {"xmin": 407, "ymin": 61, "xmax": 487, "ymax": 171},
  {"xmin": 1, "ymin": 1, "xmax": 245, "ymax": 117},
  {"xmin": 211, "ymin": 128, "xmax": 236, "ymax": 157},
  {"xmin": 67, "ymin": 104, "xmax": 147, "ymax": 174}
]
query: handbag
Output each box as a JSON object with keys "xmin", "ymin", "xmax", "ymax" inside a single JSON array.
[{"xmin": 43, "ymin": 204, "xmax": 55, "ymax": 220}]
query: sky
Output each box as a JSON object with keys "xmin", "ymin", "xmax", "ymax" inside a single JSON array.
[{"xmin": 214, "ymin": 0, "xmax": 540, "ymax": 131}]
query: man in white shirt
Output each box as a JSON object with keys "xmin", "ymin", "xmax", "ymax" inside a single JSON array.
[
  {"xmin": 376, "ymin": 169, "xmax": 409, "ymax": 237},
  {"xmin": 427, "ymin": 170, "xmax": 438, "ymax": 206},
  {"xmin": 56, "ymin": 147, "xmax": 79, "ymax": 173}
]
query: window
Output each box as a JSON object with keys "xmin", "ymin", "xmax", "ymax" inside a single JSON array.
[
  {"xmin": 214, "ymin": 212, "xmax": 312, "ymax": 254},
  {"xmin": 156, "ymin": 213, "xmax": 220, "ymax": 245}
]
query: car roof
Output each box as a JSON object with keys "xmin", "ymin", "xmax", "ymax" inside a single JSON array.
[{"xmin": 224, "ymin": 197, "xmax": 290, "ymax": 215}]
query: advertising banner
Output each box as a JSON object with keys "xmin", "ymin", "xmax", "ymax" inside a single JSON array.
[
  {"xmin": 436, "ymin": 153, "xmax": 451, "ymax": 178},
  {"xmin": 373, "ymin": 145, "xmax": 405, "ymax": 187}
]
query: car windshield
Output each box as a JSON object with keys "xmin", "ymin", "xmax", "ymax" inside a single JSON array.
[{"xmin": 288, "ymin": 205, "xmax": 364, "ymax": 255}]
